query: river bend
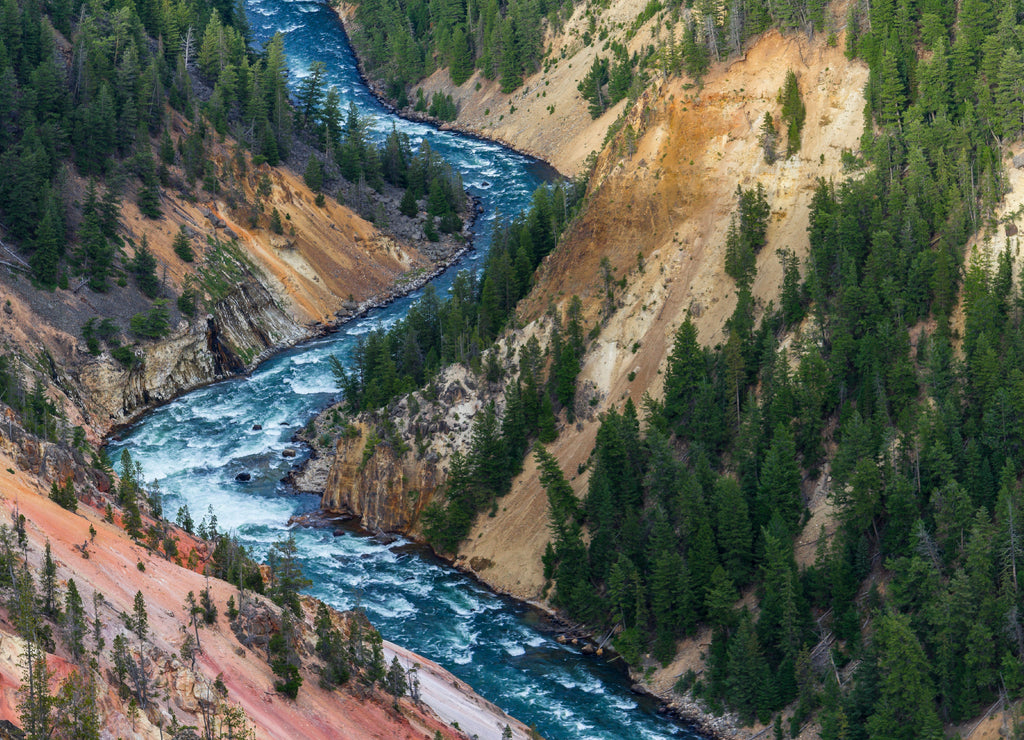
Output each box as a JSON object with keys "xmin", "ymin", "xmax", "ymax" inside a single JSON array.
[{"xmin": 110, "ymin": 2, "xmax": 702, "ymax": 737}]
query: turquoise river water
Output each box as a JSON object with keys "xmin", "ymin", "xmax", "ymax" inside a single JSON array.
[{"xmin": 109, "ymin": 2, "xmax": 705, "ymax": 737}]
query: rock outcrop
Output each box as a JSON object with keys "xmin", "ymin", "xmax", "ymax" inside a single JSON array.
[
  {"xmin": 75, "ymin": 278, "xmax": 309, "ymax": 428},
  {"xmin": 320, "ymin": 423, "xmax": 444, "ymax": 532}
]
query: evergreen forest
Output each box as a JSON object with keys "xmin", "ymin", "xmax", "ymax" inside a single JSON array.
[{"xmin": 0, "ymin": 0, "xmax": 466, "ymax": 302}]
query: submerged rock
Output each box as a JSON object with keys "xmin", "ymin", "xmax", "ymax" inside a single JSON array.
[{"xmin": 235, "ymin": 472, "xmax": 251, "ymax": 482}]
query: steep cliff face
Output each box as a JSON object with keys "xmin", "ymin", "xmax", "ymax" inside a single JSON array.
[
  {"xmin": 320, "ymin": 425, "xmax": 442, "ymax": 531},
  {"xmin": 75, "ymin": 277, "xmax": 309, "ymax": 428},
  {"xmin": 0, "ymin": 409, "xmax": 529, "ymax": 740},
  {"xmin": 0, "ymin": 109, "xmax": 467, "ymax": 441},
  {"xmin": 318, "ymin": 363, "xmax": 494, "ymax": 532}
]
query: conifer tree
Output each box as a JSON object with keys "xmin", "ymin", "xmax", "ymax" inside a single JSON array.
[
  {"xmin": 40, "ymin": 540, "xmax": 58, "ymax": 620},
  {"xmin": 268, "ymin": 535, "xmax": 311, "ymax": 615},
  {"xmin": 172, "ymin": 226, "xmax": 194, "ymax": 262},
  {"xmin": 864, "ymin": 611, "xmax": 943, "ymax": 739},
  {"xmin": 725, "ymin": 611, "xmax": 772, "ymax": 724},
  {"xmin": 132, "ymin": 235, "xmax": 159, "ymax": 298},
  {"xmin": 123, "ymin": 590, "xmax": 150, "ymax": 708},
  {"xmin": 399, "ymin": 187, "xmax": 418, "ymax": 217},
  {"xmin": 449, "ymin": 28, "xmax": 474, "ymax": 85},
  {"xmin": 31, "ymin": 195, "xmax": 62, "ymax": 288},
  {"xmin": 51, "ymin": 670, "xmax": 100, "ymax": 740},
  {"xmin": 578, "ymin": 57, "xmax": 609, "ymax": 118},
  {"xmin": 498, "ymin": 18, "xmax": 521, "ymax": 93},
  {"xmin": 63, "ymin": 579, "xmax": 86, "ymax": 662},
  {"xmin": 779, "ymin": 69, "xmax": 805, "ymax": 154},
  {"xmin": 135, "ymin": 149, "xmax": 162, "ymax": 219},
  {"xmin": 19, "ymin": 641, "xmax": 52, "ymax": 740}
]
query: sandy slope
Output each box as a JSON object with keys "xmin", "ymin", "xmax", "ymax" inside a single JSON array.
[{"xmin": 454, "ymin": 28, "xmax": 868, "ymax": 602}]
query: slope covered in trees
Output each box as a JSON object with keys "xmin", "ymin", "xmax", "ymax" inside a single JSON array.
[
  {"xmin": 338, "ymin": 0, "xmax": 554, "ymax": 99},
  {"xmin": 531, "ymin": 0, "xmax": 1024, "ymax": 729},
  {"xmin": 333, "ymin": 180, "xmax": 579, "ymax": 413}
]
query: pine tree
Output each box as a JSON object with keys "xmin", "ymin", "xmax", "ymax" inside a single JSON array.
[
  {"xmin": 49, "ymin": 478, "xmax": 76, "ymax": 512},
  {"xmin": 864, "ymin": 611, "xmax": 943, "ymax": 739},
  {"xmin": 779, "ymin": 69, "xmax": 806, "ymax": 154},
  {"xmin": 755, "ymin": 426, "xmax": 802, "ymax": 534},
  {"xmin": 714, "ymin": 476, "xmax": 752, "ymax": 583},
  {"xmin": 172, "ymin": 226, "xmax": 194, "ymax": 262},
  {"xmin": 876, "ymin": 48, "xmax": 906, "ymax": 131},
  {"xmin": 704, "ymin": 565, "xmax": 739, "ymax": 628},
  {"xmin": 577, "ymin": 57, "xmax": 609, "ymax": 118},
  {"xmin": 663, "ymin": 315, "xmax": 705, "ymax": 433},
  {"xmin": 132, "ymin": 235, "xmax": 159, "ymax": 298},
  {"xmin": 385, "ymin": 656, "xmax": 407, "ymax": 697},
  {"xmin": 268, "ymin": 535, "xmax": 311, "ymax": 615},
  {"xmin": 40, "ymin": 541, "xmax": 58, "ymax": 620},
  {"xmin": 19, "ymin": 641, "xmax": 52, "ymax": 740},
  {"xmin": 303, "ymin": 154, "xmax": 324, "ymax": 192},
  {"xmin": 158, "ymin": 127, "xmax": 175, "ymax": 164},
  {"xmin": 135, "ymin": 149, "xmax": 161, "ymax": 219},
  {"xmin": 124, "ymin": 590, "xmax": 150, "ymax": 708},
  {"xmin": 30, "ymin": 194, "xmax": 62, "ymax": 289},
  {"xmin": 449, "ymin": 27, "xmax": 473, "ymax": 86},
  {"xmin": 760, "ymin": 112, "xmax": 778, "ymax": 164},
  {"xmin": 296, "ymin": 61, "xmax": 326, "ymax": 132},
  {"xmin": 399, "ymin": 187, "xmax": 418, "ymax": 217},
  {"xmin": 468, "ymin": 401, "xmax": 509, "ymax": 506},
  {"xmin": 63, "ymin": 579, "xmax": 86, "ymax": 662},
  {"xmin": 51, "ymin": 670, "xmax": 99, "ymax": 740},
  {"xmin": 607, "ymin": 49, "xmax": 632, "ymax": 104},
  {"xmin": 498, "ymin": 17, "xmax": 521, "ymax": 93},
  {"xmin": 726, "ymin": 611, "xmax": 772, "ymax": 723}
]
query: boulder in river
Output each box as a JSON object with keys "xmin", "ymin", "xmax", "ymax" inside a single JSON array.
[
  {"xmin": 235, "ymin": 472, "xmax": 251, "ymax": 482},
  {"xmin": 282, "ymin": 448, "xmax": 297, "ymax": 458},
  {"xmin": 252, "ymin": 423, "xmax": 262, "ymax": 430}
]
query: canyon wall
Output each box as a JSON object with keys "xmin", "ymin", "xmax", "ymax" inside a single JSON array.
[
  {"xmin": 74, "ymin": 277, "xmax": 309, "ymax": 428},
  {"xmin": 319, "ymin": 24, "xmax": 868, "ymax": 576},
  {"xmin": 318, "ymin": 362, "xmax": 497, "ymax": 532}
]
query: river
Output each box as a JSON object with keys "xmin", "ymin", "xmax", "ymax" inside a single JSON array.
[{"xmin": 108, "ymin": 1, "xmax": 704, "ymax": 737}]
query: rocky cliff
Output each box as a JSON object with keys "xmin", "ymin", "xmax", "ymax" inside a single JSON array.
[
  {"xmin": 316, "ymin": 362, "xmax": 499, "ymax": 532},
  {"xmin": 75, "ymin": 277, "xmax": 309, "ymax": 429},
  {"xmin": 316, "ymin": 23, "xmax": 868, "ymax": 579},
  {"xmin": 0, "ymin": 404, "xmax": 531, "ymax": 740},
  {"xmin": 320, "ymin": 423, "xmax": 442, "ymax": 532},
  {"xmin": 0, "ymin": 106, "xmax": 469, "ymax": 441}
]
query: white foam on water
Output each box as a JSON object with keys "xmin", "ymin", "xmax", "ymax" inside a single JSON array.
[
  {"xmin": 367, "ymin": 595, "xmax": 415, "ymax": 620},
  {"xmin": 608, "ymin": 695, "xmax": 638, "ymax": 712},
  {"xmin": 500, "ymin": 639, "xmax": 526, "ymax": 657},
  {"xmin": 284, "ymin": 375, "xmax": 337, "ymax": 395}
]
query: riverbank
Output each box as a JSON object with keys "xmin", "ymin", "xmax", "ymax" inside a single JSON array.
[
  {"xmin": 288, "ymin": 502, "xmax": 734, "ymax": 739},
  {"xmin": 102, "ymin": 196, "xmax": 478, "ymax": 442},
  {"xmin": 326, "ymin": 0, "xmax": 584, "ymax": 178}
]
